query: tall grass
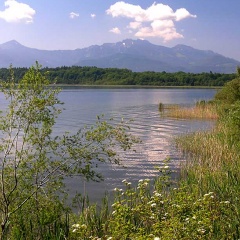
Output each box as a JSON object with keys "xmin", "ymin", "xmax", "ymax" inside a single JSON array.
[
  {"xmin": 67, "ymin": 99, "xmax": 240, "ymax": 239},
  {"xmin": 68, "ymin": 155, "xmax": 240, "ymax": 239},
  {"xmin": 165, "ymin": 101, "xmax": 219, "ymax": 120},
  {"xmin": 175, "ymin": 121, "xmax": 240, "ymax": 236}
]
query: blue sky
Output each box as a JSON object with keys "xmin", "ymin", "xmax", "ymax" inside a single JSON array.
[{"xmin": 0, "ymin": 0, "xmax": 239, "ymax": 61}]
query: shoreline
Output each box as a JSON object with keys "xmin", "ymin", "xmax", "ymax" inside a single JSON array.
[{"xmin": 49, "ymin": 84, "xmax": 221, "ymax": 89}]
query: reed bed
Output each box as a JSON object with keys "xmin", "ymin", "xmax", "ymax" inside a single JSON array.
[
  {"xmin": 176, "ymin": 122, "xmax": 240, "ymax": 209},
  {"xmin": 165, "ymin": 104, "xmax": 219, "ymax": 119}
]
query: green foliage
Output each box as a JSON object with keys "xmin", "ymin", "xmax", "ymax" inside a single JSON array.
[
  {"xmin": 0, "ymin": 66, "xmax": 236, "ymax": 86},
  {"xmin": 214, "ymin": 67, "xmax": 240, "ymax": 104},
  {"xmin": 70, "ymin": 161, "xmax": 237, "ymax": 239},
  {"xmin": 215, "ymin": 78, "xmax": 240, "ymax": 104},
  {"xmin": 0, "ymin": 63, "xmax": 138, "ymax": 239},
  {"xmin": 213, "ymin": 68, "xmax": 240, "ymax": 145},
  {"xmin": 0, "ymin": 63, "xmax": 239, "ymax": 239}
]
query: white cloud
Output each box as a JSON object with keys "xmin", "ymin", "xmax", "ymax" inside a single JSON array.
[
  {"xmin": 128, "ymin": 21, "xmax": 142, "ymax": 30},
  {"xmin": 91, "ymin": 13, "xmax": 96, "ymax": 19},
  {"xmin": 0, "ymin": 0, "xmax": 35, "ymax": 23},
  {"xmin": 109, "ymin": 27, "xmax": 121, "ymax": 34},
  {"xmin": 106, "ymin": 2, "xmax": 145, "ymax": 21},
  {"xmin": 106, "ymin": 1, "xmax": 196, "ymax": 41},
  {"xmin": 175, "ymin": 8, "xmax": 196, "ymax": 21},
  {"xmin": 69, "ymin": 12, "xmax": 79, "ymax": 19}
]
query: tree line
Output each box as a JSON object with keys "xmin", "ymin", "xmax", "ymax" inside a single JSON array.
[{"xmin": 0, "ymin": 66, "xmax": 237, "ymax": 86}]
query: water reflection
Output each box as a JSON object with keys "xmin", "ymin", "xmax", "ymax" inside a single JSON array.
[
  {"xmin": 57, "ymin": 88, "xmax": 216, "ymax": 203},
  {"xmin": 0, "ymin": 88, "xmax": 217, "ymax": 204}
]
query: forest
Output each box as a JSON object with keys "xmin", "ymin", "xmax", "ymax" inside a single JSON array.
[{"xmin": 0, "ymin": 66, "xmax": 236, "ymax": 86}]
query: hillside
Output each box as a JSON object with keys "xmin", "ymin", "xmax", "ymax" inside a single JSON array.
[{"xmin": 0, "ymin": 39, "xmax": 239, "ymax": 73}]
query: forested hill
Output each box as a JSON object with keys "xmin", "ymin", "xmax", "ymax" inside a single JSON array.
[{"xmin": 0, "ymin": 66, "xmax": 237, "ymax": 87}]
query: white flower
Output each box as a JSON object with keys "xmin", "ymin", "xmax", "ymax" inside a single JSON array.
[
  {"xmin": 154, "ymin": 192, "xmax": 162, "ymax": 197},
  {"xmin": 154, "ymin": 237, "xmax": 160, "ymax": 240},
  {"xmin": 122, "ymin": 179, "xmax": 127, "ymax": 183},
  {"xmin": 198, "ymin": 228, "xmax": 206, "ymax": 234},
  {"xmin": 151, "ymin": 203, "xmax": 157, "ymax": 207},
  {"xmin": 72, "ymin": 224, "xmax": 80, "ymax": 228}
]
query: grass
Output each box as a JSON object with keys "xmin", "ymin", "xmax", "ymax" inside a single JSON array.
[
  {"xmin": 69, "ymin": 158, "xmax": 239, "ymax": 239},
  {"xmin": 6, "ymin": 102, "xmax": 240, "ymax": 239},
  {"xmin": 67, "ymin": 102, "xmax": 240, "ymax": 239},
  {"xmin": 163, "ymin": 102, "xmax": 219, "ymax": 120}
]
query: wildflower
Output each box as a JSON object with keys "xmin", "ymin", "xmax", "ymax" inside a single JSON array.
[
  {"xmin": 81, "ymin": 224, "xmax": 87, "ymax": 229},
  {"xmin": 154, "ymin": 237, "xmax": 160, "ymax": 240},
  {"xmin": 164, "ymin": 166, "xmax": 169, "ymax": 169},
  {"xmin": 154, "ymin": 192, "xmax": 162, "ymax": 197},
  {"xmin": 113, "ymin": 188, "xmax": 118, "ymax": 191},
  {"xmin": 151, "ymin": 203, "xmax": 157, "ymax": 207},
  {"xmin": 127, "ymin": 182, "xmax": 131, "ymax": 186},
  {"xmin": 122, "ymin": 179, "xmax": 127, "ymax": 183},
  {"xmin": 72, "ymin": 224, "xmax": 80, "ymax": 228},
  {"xmin": 198, "ymin": 228, "xmax": 206, "ymax": 234},
  {"xmin": 107, "ymin": 237, "xmax": 113, "ymax": 240},
  {"xmin": 141, "ymin": 182, "xmax": 148, "ymax": 187},
  {"xmin": 138, "ymin": 179, "xmax": 144, "ymax": 183}
]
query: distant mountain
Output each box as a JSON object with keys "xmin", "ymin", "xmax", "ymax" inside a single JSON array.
[{"xmin": 0, "ymin": 39, "xmax": 239, "ymax": 73}]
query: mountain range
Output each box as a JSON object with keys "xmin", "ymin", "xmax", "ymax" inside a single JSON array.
[{"xmin": 0, "ymin": 39, "xmax": 239, "ymax": 73}]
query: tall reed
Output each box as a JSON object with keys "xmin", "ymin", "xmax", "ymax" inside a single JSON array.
[{"xmin": 166, "ymin": 102, "xmax": 218, "ymax": 119}]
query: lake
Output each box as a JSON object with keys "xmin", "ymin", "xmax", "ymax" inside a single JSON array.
[{"xmin": 52, "ymin": 87, "xmax": 217, "ymax": 203}]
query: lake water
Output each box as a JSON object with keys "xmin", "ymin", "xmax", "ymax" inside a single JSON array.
[{"xmin": 52, "ymin": 87, "xmax": 217, "ymax": 203}]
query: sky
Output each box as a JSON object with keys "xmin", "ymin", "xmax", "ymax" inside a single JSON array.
[{"xmin": 0, "ymin": 0, "xmax": 239, "ymax": 61}]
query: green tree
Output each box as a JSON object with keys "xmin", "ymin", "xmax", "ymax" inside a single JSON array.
[
  {"xmin": 214, "ymin": 67, "xmax": 240, "ymax": 104},
  {"xmin": 0, "ymin": 63, "xmax": 138, "ymax": 239}
]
